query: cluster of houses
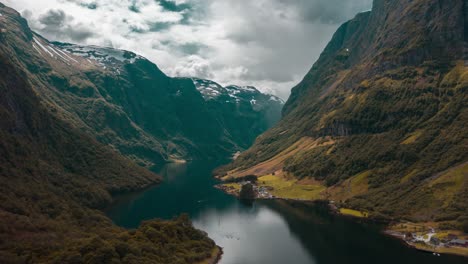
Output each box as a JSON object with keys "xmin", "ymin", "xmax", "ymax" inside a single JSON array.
[
  {"xmin": 405, "ymin": 229, "xmax": 468, "ymax": 249},
  {"xmin": 256, "ymin": 186, "xmax": 275, "ymax": 199}
]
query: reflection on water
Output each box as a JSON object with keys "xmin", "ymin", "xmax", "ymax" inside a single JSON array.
[
  {"xmin": 106, "ymin": 162, "xmax": 467, "ymax": 264},
  {"xmin": 194, "ymin": 202, "xmax": 316, "ymax": 264}
]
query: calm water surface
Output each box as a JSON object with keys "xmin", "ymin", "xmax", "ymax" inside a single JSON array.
[{"xmin": 106, "ymin": 161, "xmax": 467, "ymax": 264}]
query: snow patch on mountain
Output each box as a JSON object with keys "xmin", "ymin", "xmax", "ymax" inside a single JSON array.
[
  {"xmin": 31, "ymin": 35, "xmax": 143, "ymax": 76},
  {"xmin": 192, "ymin": 78, "xmax": 284, "ymax": 107},
  {"xmin": 192, "ymin": 79, "xmax": 227, "ymax": 100},
  {"xmin": 33, "ymin": 37, "xmax": 55, "ymax": 57},
  {"xmin": 50, "ymin": 42, "xmax": 145, "ymax": 72},
  {"xmin": 269, "ymin": 95, "xmax": 284, "ymax": 103},
  {"xmin": 226, "ymin": 85, "xmax": 258, "ymax": 93},
  {"xmin": 32, "ymin": 36, "xmax": 85, "ymax": 66}
]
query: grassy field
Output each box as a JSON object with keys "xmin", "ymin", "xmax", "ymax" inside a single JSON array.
[
  {"xmin": 219, "ymin": 173, "xmax": 327, "ymax": 201},
  {"xmin": 223, "ymin": 183, "xmax": 241, "ymax": 191},
  {"xmin": 400, "ymin": 130, "xmax": 423, "ymax": 145},
  {"xmin": 221, "ymin": 137, "xmax": 335, "ymax": 180},
  {"xmin": 400, "ymin": 169, "xmax": 420, "ymax": 184},
  {"xmin": 389, "ymin": 222, "xmax": 433, "ymax": 233},
  {"xmin": 426, "ymin": 162, "xmax": 467, "ymax": 207},
  {"xmin": 339, "ymin": 208, "xmax": 369, "ymax": 218},
  {"xmin": 327, "ymin": 170, "xmax": 371, "ymax": 201},
  {"xmin": 257, "ymin": 174, "xmax": 326, "ymax": 200}
]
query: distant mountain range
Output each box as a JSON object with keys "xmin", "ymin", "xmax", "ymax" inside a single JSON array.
[{"xmin": 219, "ymin": 0, "xmax": 468, "ymax": 232}]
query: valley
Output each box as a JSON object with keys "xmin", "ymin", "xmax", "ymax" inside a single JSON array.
[
  {"xmin": 0, "ymin": 3, "xmax": 281, "ymax": 263},
  {"xmin": 0, "ymin": 0, "xmax": 467, "ymax": 263},
  {"xmin": 106, "ymin": 161, "xmax": 468, "ymax": 264}
]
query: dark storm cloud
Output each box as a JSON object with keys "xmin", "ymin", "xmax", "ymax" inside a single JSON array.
[
  {"xmin": 38, "ymin": 9, "xmax": 94, "ymax": 42},
  {"xmin": 158, "ymin": 0, "xmax": 190, "ymax": 12},
  {"xmin": 7, "ymin": 0, "xmax": 374, "ymax": 99},
  {"xmin": 61, "ymin": 0, "xmax": 98, "ymax": 10},
  {"xmin": 39, "ymin": 9, "xmax": 66, "ymax": 27},
  {"xmin": 285, "ymin": 0, "xmax": 373, "ymax": 24},
  {"xmin": 148, "ymin": 22, "xmax": 172, "ymax": 32},
  {"xmin": 204, "ymin": 0, "xmax": 373, "ymax": 98}
]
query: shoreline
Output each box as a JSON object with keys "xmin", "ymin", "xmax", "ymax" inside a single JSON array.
[
  {"xmin": 383, "ymin": 226, "xmax": 468, "ymax": 258},
  {"xmin": 106, "ymin": 182, "xmax": 226, "ymax": 264},
  {"xmin": 215, "ymin": 182, "xmax": 468, "ymax": 258},
  {"xmin": 104, "ymin": 181, "xmax": 162, "ymax": 213},
  {"xmin": 383, "ymin": 230, "xmax": 468, "ymax": 258},
  {"xmin": 198, "ymin": 246, "xmax": 223, "ymax": 264}
]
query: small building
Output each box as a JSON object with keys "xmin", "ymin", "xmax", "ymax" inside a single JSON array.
[{"xmin": 430, "ymin": 236, "xmax": 440, "ymax": 246}]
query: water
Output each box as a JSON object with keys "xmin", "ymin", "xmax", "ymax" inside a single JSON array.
[{"xmin": 106, "ymin": 161, "xmax": 467, "ymax": 264}]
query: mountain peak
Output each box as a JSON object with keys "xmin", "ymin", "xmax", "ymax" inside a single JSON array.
[
  {"xmin": 53, "ymin": 42, "xmax": 145, "ymax": 69},
  {"xmin": 192, "ymin": 78, "xmax": 284, "ymax": 104}
]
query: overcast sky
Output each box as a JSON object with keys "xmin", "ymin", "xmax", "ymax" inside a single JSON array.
[{"xmin": 4, "ymin": 0, "xmax": 373, "ymax": 99}]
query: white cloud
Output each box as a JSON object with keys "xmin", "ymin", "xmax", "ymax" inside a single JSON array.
[
  {"xmin": 173, "ymin": 55, "xmax": 213, "ymax": 79},
  {"xmin": 4, "ymin": 0, "xmax": 373, "ymax": 99}
]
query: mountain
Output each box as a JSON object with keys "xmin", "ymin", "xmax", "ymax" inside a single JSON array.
[
  {"xmin": 0, "ymin": 3, "xmax": 262, "ymax": 263},
  {"xmin": 218, "ymin": 0, "xmax": 468, "ymax": 231},
  {"xmin": 27, "ymin": 37, "xmax": 282, "ymax": 167},
  {"xmin": 192, "ymin": 78, "xmax": 284, "ymax": 149},
  {"xmin": 1, "ymin": 13, "xmax": 282, "ymax": 168}
]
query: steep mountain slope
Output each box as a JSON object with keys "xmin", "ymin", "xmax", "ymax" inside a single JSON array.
[
  {"xmin": 192, "ymin": 78, "xmax": 283, "ymax": 149},
  {"xmin": 0, "ymin": 4, "xmax": 219, "ymax": 263},
  {"xmin": 1, "ymin": 8, "xmax": 282, "ymax": 169},
  {"xmin": 219, "ymin": 0, "xmax": 468, "ymax": 230}
]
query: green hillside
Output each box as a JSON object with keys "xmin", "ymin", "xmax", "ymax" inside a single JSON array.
[
  {"xmin": 0, "ymin": 7, "xmax": 282, "ymax": 168},
  {"xmin": 0, "ymin": 44, "xmax": 216, "ymax": 264},
  {"xmin": 218, "ymin": 0, "xmax": 468, "ymax": 230}
]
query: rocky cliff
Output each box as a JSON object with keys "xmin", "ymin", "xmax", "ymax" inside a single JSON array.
[{"xmin": 220, "ymin": 0, "xmax": 468, "ymax": 230}]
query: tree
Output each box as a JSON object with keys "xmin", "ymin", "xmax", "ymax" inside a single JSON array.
[
  {"xmin": 240, "ymin": 183, "xmax": 256, "ymax": 201},
  {"xmin": 463, "ymin": 220, "xmax": 468, "ymax": 234}
]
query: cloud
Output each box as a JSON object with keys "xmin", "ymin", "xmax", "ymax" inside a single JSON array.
[
  {"xmin": 4, "ymin": 0, "xmax": 373, "ymax": 99},
  {"xmin": 34, "ymin": 9, "xmax": 94, "ymax": 42},
  {"xmin": 173, "ymin": 55, "xmax": 213, "ymax": 79},
  {"xmin": 38, "ymin": 9, "xmax": 66, "ymax": 27},
  {"xmin": 286, "ymin": 0, "xmax": 373, "ymax": 23}
]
